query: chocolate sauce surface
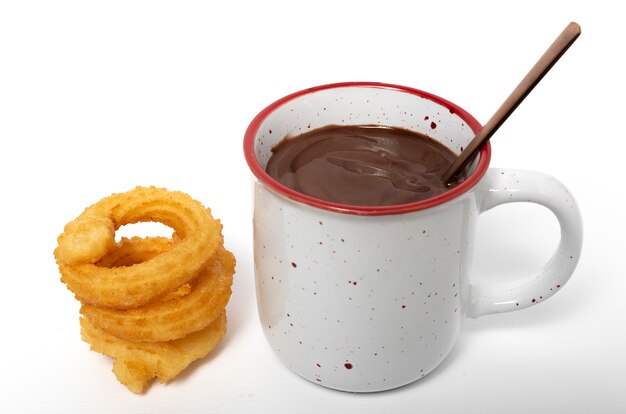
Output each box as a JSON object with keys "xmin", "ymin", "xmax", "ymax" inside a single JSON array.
[{"xmin": 265, "ymin": 125, "xmax": 461, "ymax": 206}]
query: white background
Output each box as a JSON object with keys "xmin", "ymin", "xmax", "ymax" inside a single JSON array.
[{"xmin": 1, "ymin": 1, "xmax": 624, "ymax": 413}]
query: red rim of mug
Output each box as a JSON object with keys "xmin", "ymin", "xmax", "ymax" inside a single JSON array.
[{"xmin": 243, "ymin": 82, "xmax": 491, "ymax": 216}]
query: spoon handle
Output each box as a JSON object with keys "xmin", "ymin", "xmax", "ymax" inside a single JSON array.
[{"xmin": 443, "ymin": 22, "xmax": 581, "ymax": 184}]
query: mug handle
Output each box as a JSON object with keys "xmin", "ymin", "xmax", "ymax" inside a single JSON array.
[{"xmin": 468, "ymin": 168, "xmax": 583, "ymax": 318}]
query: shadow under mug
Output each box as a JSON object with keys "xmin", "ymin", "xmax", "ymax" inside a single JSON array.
[{"xmin": 244, "ymin": 82, "xmax": 583, "ymax": 392}]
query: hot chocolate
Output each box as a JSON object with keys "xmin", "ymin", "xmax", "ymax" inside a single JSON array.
[{"xmin": 265, "ymin": 124, "xmax": 461, "ymax": 206}]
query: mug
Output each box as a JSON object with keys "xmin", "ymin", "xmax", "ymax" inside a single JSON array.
[{"xmin": 243, "ymin": 82, "xmax": 583, "ymax": 392}]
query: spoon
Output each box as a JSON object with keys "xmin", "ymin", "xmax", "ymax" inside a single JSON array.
[{"xmin": 443, "ymin": 22, "xmax": 581, "ymax": 184}]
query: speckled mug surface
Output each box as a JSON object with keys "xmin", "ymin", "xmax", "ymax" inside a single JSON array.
[{"xmin": 244, "ymin": 82, "xmax": 583, "ymax": 392}]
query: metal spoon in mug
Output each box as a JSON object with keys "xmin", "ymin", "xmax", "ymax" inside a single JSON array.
[{"xmin": 443, "ymin": 22, "xmax": 581, "ymax": 184}]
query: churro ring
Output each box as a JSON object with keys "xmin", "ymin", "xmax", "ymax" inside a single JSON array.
[
  {"xmin": 80, "ymin": 312, "xmax": 227, "ymax": 393},
  {"xmin": 81, "ymin": 237, "xmax": 235, "ymax": 342},
  {"xmin": 55, "ymin": 186, "xmax": 223, "ymax": 309}
]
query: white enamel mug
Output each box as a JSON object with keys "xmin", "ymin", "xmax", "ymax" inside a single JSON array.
[{"xmin": 243, "ymin": 82, "xmax": 583, "ymax": 392}]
